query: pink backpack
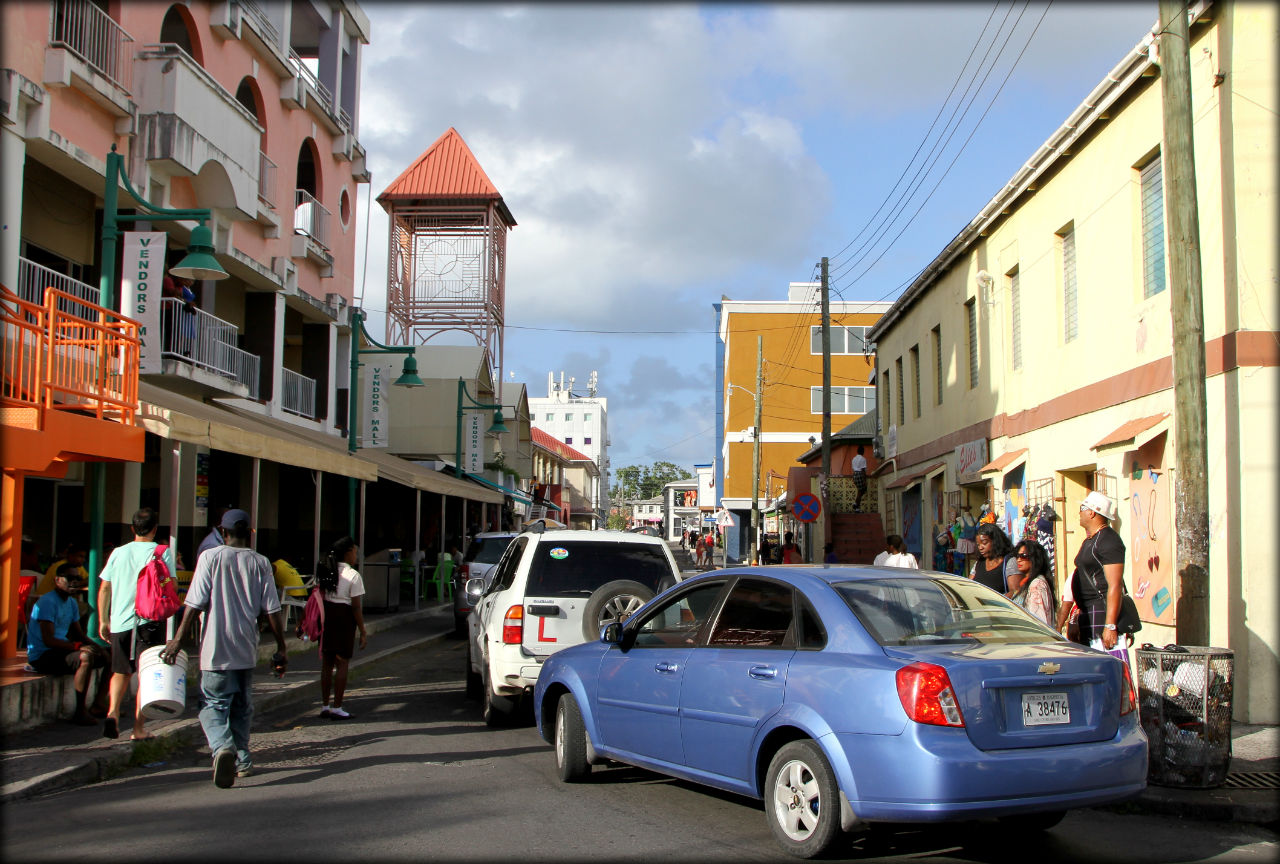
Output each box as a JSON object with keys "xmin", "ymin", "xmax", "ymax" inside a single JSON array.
[
  {"xmin": 296, "ymin": 588, "xmax": 325, "ymax": 642},
  {"xmin": 135, "ymin": 544, "xmax": 182, "ymax": 621}
]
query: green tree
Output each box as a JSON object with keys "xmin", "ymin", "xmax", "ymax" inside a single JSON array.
[
  {"xmin": 606, "ymin": 512, "xmax": 626, "ymax": 530},
  {"xmin": 610, "ymin": 462, "xmax": 693, "ymax": 501}
]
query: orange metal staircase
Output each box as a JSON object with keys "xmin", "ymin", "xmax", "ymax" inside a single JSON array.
[{"xmin": 2, "ymin": 284, "xmax": 144, "ymax": 657}]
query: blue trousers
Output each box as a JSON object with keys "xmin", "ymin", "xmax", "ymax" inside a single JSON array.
[{"xmin": 198, "ymin": 668, "xmax": 254, "ymax": 771}]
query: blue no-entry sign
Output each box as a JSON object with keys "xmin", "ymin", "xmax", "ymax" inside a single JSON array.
[{"xmin": 793, "ymin": 493, "xmax": 821, "ymax": 522}]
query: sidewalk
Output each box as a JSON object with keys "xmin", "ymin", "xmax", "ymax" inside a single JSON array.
[
  {"xmin": 1, "ymin": 603, "xmax": 455, "ymax": 803},
  {"xmin": 2, "ymin": 600, "xmax": 1276, "ymax": 829}
]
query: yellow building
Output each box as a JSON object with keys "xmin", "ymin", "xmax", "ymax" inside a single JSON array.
[
  {"xmin": 866, "ymin": 3, "xmax": 1277, "ymax": 722},
  {"xmin": 715, "ymin": 286, "xmax": 889, "ymax": 562}
]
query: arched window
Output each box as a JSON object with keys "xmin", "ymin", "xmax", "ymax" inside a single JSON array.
[
  {"xmin": 160, "ymin": 4, "xmax": 202, "ymax": 65},
  {"xmin": 294, "ymin": 139, "xmax": 327, "ymax": 247},
  {"xmin": 296, "ymin": 139, "xmax": 320, "ymax": 199},
  {"xmin": 234, "ymin": 77, "xmax": 266, "ymax": 142}
]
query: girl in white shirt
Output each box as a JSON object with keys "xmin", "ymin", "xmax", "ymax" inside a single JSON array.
[
  {"xmin": 883, "ymin": 535, "xmax": 919, "ymax": 569},
  {"xmin": 317, "ymin": 536, "xmax": 367, "ymax": 719}
]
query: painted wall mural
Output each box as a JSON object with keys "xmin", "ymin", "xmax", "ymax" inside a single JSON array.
[{"xmin": 1128, "ymin": 433, "xmax": 1174, "ymax": 624}]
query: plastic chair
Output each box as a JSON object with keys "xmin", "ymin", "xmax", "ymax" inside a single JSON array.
[{"xmin": 431, "ymin": 558, "xmax": 455, "ymax": 603}]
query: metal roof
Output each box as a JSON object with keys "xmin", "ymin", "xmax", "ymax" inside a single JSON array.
[{"xmin": 376, "ymin": 127, "xmax": 516, "ymax": 224}]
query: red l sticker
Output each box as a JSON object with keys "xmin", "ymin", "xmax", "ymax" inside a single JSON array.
[{"xmin": 538, "ymin": 616, "xmax": 557, "ymax": 642}]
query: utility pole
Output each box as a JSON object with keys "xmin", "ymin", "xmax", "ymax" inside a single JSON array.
[
  {"xmin": 1159, "ymin": 0, "xmax": 1209, "ymax": 645},
  {"xmin": 750, "ymin": 335, "xmax": 763, "ymax": 566},
  {"xmin": 820, "ymin": 257, "xmax": 832, "ymax": 555}
]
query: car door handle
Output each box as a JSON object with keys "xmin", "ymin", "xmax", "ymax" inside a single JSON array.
[
  {"xmin": 655, "ymin": 662, "xmax": 680, "ymax": 674},
  {"xmin": 749, "ymin": 665, "xmax": 778, "ymax": 680}
]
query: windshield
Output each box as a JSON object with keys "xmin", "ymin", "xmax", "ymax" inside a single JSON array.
[
  {"xmin": 834, "ymin": 577, "xmax": 1062, "ymax": 646},
  {"xmin": 466, "ymin": 536, "xmax": 514, "ymax": 565},
  {"xmin": 526, "ymin": 541, "xmax": 673, "ymax": 596}
]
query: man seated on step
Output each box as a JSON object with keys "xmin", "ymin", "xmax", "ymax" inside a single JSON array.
[{"xmin": 27, "ymin": 564, "xmax": 110, "ymax": 726}]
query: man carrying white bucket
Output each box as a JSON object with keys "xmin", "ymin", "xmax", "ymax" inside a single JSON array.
[{"xmin": 160, "ymin": 509, "xmax": 287, "ymax": 788}]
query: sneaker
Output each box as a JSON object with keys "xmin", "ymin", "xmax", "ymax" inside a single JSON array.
[
  {"xmin": 213, "ymin": 749, "xmax": 236, "ymax": 788},
  {"xmin": 236, "ymin": 765, "xmax": 255, "ymax": 778},
  {"xmin": 328, "ymin": 706, "xmax": 351, "ymax": 719},
  {"xmin": 320, "ymin": 705, "xmax": 332, "ymax": 718}
]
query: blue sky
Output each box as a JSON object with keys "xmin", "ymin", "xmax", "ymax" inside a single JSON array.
[{"xmin": 354, "ymin": 2, "xmax": 1158, "ymax": 476}]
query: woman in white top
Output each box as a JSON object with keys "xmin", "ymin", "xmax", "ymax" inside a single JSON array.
[
  {"xmin": 317, "ymin": 536, "xmax": 367, "ymax": 720},
  {"xmin": 883, "ymin": 535, "xmax": 919, "ymax": 569},
  {"xmin": 1010, "ymin": 539, "xmax": 1057, "ymax": 628}
]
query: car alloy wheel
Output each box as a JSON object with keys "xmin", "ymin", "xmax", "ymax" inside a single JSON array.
[
  {"xmin": 766, "ymin": 740, "xmax": 840, "ymax": 858},
  {"xmin": 581, "ymin": 580, "xmax": 654, "ymax": 640},
  {"xmin": 554, "ymin": 693, "xmax": 591, "ymax": 782}
]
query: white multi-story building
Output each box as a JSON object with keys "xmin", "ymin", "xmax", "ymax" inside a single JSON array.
[{"xmin": 528, "ymin": 370, "xmax": 610, "ymax": 517}]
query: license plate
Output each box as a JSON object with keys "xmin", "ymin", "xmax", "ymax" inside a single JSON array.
[{"xmin": 1022, "ymin": 692, "xmax": 1070, "ymax": 726}]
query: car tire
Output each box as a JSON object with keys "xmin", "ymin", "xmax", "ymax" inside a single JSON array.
[
  {"xmin": 554, "ymin": 693, "xmax": 592, "ymax": 782},
  {"xmin": 581, "ymin": 580, "xmax": 654, "ymax": 640},
  {"xmin": 481, "ymin": 661, "xmax": 509, "ymax": 727},
  {"xmin": 465, "ymin": 641, "xmax": 482, "ymax": 701},
  {"xmin": 765, "ymin": 740, "xmax": 842, "ymax": 859},
  {"xmin": 997, "ymin": 810, "xmax": 1066, "ymax": 832}
]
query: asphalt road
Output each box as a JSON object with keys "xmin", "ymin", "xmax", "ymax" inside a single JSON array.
[{"xmin": 2, "ymin": 637, "xmax": 1276, "ymax": 863}]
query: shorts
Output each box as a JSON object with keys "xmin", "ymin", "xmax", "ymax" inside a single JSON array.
[
  {"xmin": 29, "ymin": 645, "xmax": 105, "ymax": 675},
  {"xmin": 109, "ymin": 621, "xmax": 166, "ymax": 675}
]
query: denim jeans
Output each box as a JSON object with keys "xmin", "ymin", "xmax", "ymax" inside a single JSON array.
[{"xmin": 198, "ymin": 668, "xmax": 254, "ymax": 771}]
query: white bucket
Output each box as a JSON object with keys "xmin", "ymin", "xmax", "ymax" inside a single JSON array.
[{"xmin": 138, "ymin": 646, "xmax": 187, "ymax": 720}]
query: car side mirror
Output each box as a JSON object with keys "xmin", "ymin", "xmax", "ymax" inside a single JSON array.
[
  {"xmin": 464, "ymin": 577, "xmax": 485, "ymax": 605},
  {"xmin": 601, "ymin": 622, "xmax": 624, "ymax": 644}
]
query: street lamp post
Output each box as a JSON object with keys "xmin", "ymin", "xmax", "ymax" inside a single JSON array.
[
  {"xmin": 454, "ymin": 378, "xmax": 509, "ymax": 483},
  {"xmin": 88, "ymin": 145, "xmax": 230, "ymax": 642},
  {"xmin": 346, "ymin": 307, "xmax": 424, "ymax": 535},
  {"xmin": 728, "ymin": 335, "xmax": 764, "ymax": 565}
]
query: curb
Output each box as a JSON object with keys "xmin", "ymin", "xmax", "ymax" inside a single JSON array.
[
  {"xmin": 1107, "ymin": 784, "xmax": 1280, "ymax": 827},
  {"xmin": 1, "ymin": 614, "xmax": 453, "ymax": 803}
]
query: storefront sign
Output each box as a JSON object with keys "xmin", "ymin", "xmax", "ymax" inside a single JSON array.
[
  {"xmin": 362, "ymin": 359, "xmax": 394, "ymax": 448},
  {"xmin": 886, "ymin": 425, "xmax": 898, "ymax": 459},
  {"xmin": 122, "ymin": 232, "xmax": 167, "ymax": 374},
  {"xmin": 955, "ymin": 439, "xmax": 989, "ymax": 483},
  {"xmin": 463, "ymin": 411, "xmax": 485, "ymax": 473}
]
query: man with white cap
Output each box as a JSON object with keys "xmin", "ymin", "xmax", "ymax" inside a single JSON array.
[
  {"xmin": 1058, "ymin": 491, "xmax": 1126, "ymax": 651},
  {"xmin": 161, "ymin": 508, "xmax": 287, "ymax": 788}
]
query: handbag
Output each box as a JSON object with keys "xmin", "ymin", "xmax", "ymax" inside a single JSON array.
[{"xmin": 1117, "ymin": 593, "xmax": 1142, "ymax": 635}]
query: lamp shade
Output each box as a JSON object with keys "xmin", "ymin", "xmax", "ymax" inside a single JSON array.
[
  {"xmin": 487, "ymin": 409, "xmax": 508, "ymax": 436},
  {"xmin": 393, "ymin": 354, "xmax": 425, "ymax": 388},
  {"xmin": 169, "ymin": 223, "xmax": 229, "ymax": 281}
]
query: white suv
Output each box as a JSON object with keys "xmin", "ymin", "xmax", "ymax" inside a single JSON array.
[{"xmin": 465, "ymin": 526, "xmax": 680, "ymax": 725}]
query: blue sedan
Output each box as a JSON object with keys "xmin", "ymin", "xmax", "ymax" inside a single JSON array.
[{"xmin": 534, "ymin": 566, "xmax": 1147, "ymax": 858}]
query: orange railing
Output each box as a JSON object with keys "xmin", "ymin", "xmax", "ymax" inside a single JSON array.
[{"xmin": 1, "ymin": 284, "xmax": 140, "ymax": 426}]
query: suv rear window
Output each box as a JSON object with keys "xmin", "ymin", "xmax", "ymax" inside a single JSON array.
[
  {"xmin": 526, "ymin": 541, "xmax": 672, "ymax": 597},
  {"xmin": 465, "ymin": 536, "xmax": 513, "ymax": 565}
]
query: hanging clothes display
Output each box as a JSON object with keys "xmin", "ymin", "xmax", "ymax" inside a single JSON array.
[{"xmin": 1035, "ymin": 504, "xmax": 1057, "ymax": 577}]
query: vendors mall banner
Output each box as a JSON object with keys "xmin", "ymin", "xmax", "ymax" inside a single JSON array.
[
  {"xmin": 361, "ymin": 358, "xmax": 395, "ymax": 448},
  {"xmin": 463, "ymin": 411, "xmax": 485, "ymax": 473},
  {"xmin": 123, "ymin": 232, "xmax": 167, "ymax": 374}
]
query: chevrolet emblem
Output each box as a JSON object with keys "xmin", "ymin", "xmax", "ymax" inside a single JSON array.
[{"xmin": 1038, "ymin": 662, "xmax": 1061, "ymax": 675}]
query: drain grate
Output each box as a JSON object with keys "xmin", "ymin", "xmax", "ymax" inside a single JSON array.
[{"xmin": 1222, "ymin": 771, "xmax": 1280, "ymax": 790}]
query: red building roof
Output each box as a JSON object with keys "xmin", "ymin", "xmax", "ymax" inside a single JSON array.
[
  {"xmin": 532, "ymin": 427, "xmax": 592, "ymax": 462},
  {"xmin": 376, "ymin": 127, "xmax": 515, "ymax": 224}
]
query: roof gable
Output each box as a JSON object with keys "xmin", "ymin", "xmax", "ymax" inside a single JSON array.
[{"xmin": 377, "ymin": 128, "xmax": 515, "ymax": 224}]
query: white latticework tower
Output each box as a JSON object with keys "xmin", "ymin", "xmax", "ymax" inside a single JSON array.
[{"xmin": 376, "ymin": 128, "xmax": 515, "ymax": 382}]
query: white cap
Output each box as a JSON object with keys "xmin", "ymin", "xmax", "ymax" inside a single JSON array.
[{"xmin": 1081, "ymin": 491, "xmax": 1117, "ymax": 522}]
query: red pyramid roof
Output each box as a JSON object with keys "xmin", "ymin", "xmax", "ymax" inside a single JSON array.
[{"xmin": 376, "ymin": 127, "xmax": 515, "ymax": 224}]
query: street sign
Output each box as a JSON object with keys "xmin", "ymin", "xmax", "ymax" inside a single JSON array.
[
  {"xmin": 793, "ymin": 493, "xmax": 821, "ymax": 523},
  {"xmin": 715, "ymin": 509, "xmax": 736, "ymax": 528}
]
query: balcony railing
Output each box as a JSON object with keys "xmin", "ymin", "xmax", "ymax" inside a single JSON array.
[
  {"xmin": 2, "ymin": 284, "xmax": 139, "ymax": 423},
  {"xmin": 258, "ymin": 150, "xmax": 277, "ymax": 208},
  {"xmin": 237, "ymin": 0, "xmax": 280, "ymax": 48},
  {"xmin": 287, "ymin": 48, "xmax": 333, "ymax": 109},
  {"xmin": 281, "ymin": 367, "xmax": 316, "ymax": 418},
  {"xmin": 49, "ymin": 0, "xmax": 135, "ymax": 92},
  {"xmin": 159, "ymin": 298, "xmax": 260, "ymax": 398},
  {"xmin": 339, "ymin": 107, "xmax": 352, "ymax": 132},
  {"xmin": 294, "ymin": 189, "xmax": 331, "ymax": 250},
  {"xmin": 17, "ymin": 257, "xmax": 100, "ymax": 320}
]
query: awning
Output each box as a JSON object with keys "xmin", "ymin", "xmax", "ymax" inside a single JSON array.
[
  {"xmin": 980, "ymin": 447, "xmax": 1029, "ymax": 477},
  {"xmin": 1092, "ymin": 413, "xmax": 1171, "ymax": 451},
  {"xmin": 464, "ymin": 473, "xmax": 533, "ymax": 505},
  {"xmin": 136, "ymin": 383, "xmax": 378, "ymax": 481},
  {"xmin": 360, "ymin": 450, "xmax": 504, "ymax": 504},
  {"xmin": 885, "ymin": 461, "xmax": 947, "ymax": 491},
  {"xmin": 535, "ymin": 499, "xmax": 562, "ymax": 513},
  {"xmin": 869, "ymin": 458, "xmax": 897, "ymax": 478}
]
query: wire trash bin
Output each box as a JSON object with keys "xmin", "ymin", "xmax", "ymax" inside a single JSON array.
[{"xmin": 1135, "ymin": 645, "xmax": 1233, "ymax": 788}]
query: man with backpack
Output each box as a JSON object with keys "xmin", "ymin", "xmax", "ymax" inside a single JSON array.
[
  {"xmin": 96, "ymin": 507, "xmax": 175, "ymax": 741},
  {"xmin": 161, "ymin": 509, "xmax": 286, "ymax": 788}
]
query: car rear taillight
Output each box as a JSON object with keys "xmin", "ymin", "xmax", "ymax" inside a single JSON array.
[
  {"xmin": 1120, "ymin": 663, "xmax": 1137, "ymax": 716},
  {"xmin": 502, "ymin": 605, "xmax": 524, "ymax": 644},
  {"xmin": 896, "ymin": 661, "xmax": 965, "ymax": 727}
]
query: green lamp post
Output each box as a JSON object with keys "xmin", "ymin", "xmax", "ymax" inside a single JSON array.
[
  {"xmin": 87, "ymin": 145, "xmax": 230, "ymax": 643},
  {"xmin": 346, "ymin": 308, "xmax": 424, "ymax": 535},
  {"xmin": 454, "ymin": 379, "xmax": 509, "ymax": 481}
]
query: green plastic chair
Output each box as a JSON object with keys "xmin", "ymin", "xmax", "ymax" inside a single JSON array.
[{"xmin": 431, "ymin": 558, "xmax": 455, "ymax": 602}]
